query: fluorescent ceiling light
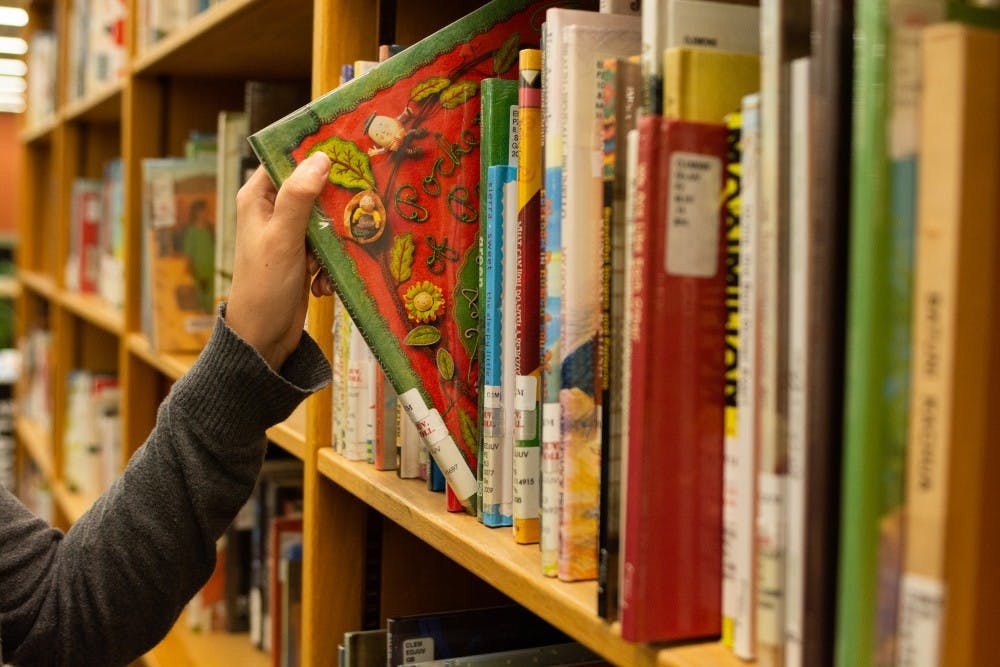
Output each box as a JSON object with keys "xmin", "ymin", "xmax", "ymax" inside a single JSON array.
[
  {"xmin": 0, "ymin": 7, "xmax": 28, "ymax": 27},
  {"xmin": 0, "ymin": 37, "xmax": 26, "ymax": 55},
  {"xmin": 0, "ymin": 58, "xmax": 25, "ymax": 76},
  {"xmin": 0, "ymin": 75, "xmax": 25, "ymax": 92}
]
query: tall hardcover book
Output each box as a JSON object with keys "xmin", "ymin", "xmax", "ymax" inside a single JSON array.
[
  {"xmin": 897, "ymin": 23, "xmax": 1000, "ymax": 667},
  {"xmin": 512, "ymin": 48, "xmax": 543, "ymax": 545},
  {"xmin": 250, "ymin": 0, "xmax": 592, "ymax": 514},
  {"xmin": 595, "ymin": 55, "xmax": 642, "ymax": 621},
  {"xmin": 482, "ymin": 163, "xmax": 518, "ymax": 527},
  {"xmin": 797, "ymin": 0, "xmax": 852, "ymax": 665},
  {"xmin": 620, "ymin": 115, "xmax": 726, "ymax": 643},
  {"xmin": 836, "ymin": 2, "xmax": 943, "ymax": 666},
  {"xmin": 539, "ymin": 6, "xmax": 606, "ymax": 575},
  {"xmin": 558, "ymin": 15, "xmax": 640, "ymax": 583}
]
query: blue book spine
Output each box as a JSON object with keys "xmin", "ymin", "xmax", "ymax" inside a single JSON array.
[{"xmin": 483, "ymin": 164, "xmax": 517, "ymax": 527}]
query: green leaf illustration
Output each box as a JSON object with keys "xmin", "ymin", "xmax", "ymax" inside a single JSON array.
[
  {"xmin": 411, "ymin": 76, "xmax": 451, "ymax": 102},
  {"xmin": 308, "ymin": 137, "xmax": 374, "ymax": 190},
  {"xmin": 459, "ymin": 408, "xmax": 478, "ymax": 457},
  {"xmin": 439, "ymin": 80, "xmax": 479, "ymax": 109},
  {"xmin": 493, "ymin": 33, "xmax": 519, "ymax": 75},
  {"xmin": 390, "ymin": 232, "xmax": 415, "ymax": 284},
  {"xmin": 403, "ymin": 324, "xmax": 441, "ymax": 347},
  {"xmin": 437, "ymin": 347, "xmax": 455, "ymax": 381}
]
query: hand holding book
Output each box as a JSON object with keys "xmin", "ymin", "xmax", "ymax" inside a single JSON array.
[{"xmin": 226, "ymin": 152, "xmax": 334, "ymax": 371}]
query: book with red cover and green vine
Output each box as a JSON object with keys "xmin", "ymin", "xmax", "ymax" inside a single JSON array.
[{"xmin": 249, "ymin": 0, "xmax": 596, "ymax": 512}]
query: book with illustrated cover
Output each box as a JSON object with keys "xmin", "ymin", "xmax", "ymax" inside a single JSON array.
[
  {"xmin": 141, "ymin": 157, "xmax": 217, "ymax": 353},
  {"xmin": 249, "ymin": 0, "xmax": 592, "ymax": 513}
]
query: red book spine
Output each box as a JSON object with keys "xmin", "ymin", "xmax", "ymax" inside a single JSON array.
[
  {"xmin": 620, "ymin": 116, "xmax": 726, "ymax": 642},
  {"xmin": 79, "ymin": 188, "xmax": 101, "ymax": 293}
]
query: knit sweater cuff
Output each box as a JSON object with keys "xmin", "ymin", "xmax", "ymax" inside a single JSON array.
[{"xmin": 170, "ymin": 310, "xmax": 331, "ymax": 441}]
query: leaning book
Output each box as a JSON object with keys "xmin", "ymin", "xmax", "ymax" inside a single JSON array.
[{"xmin": 248, "ymin": 0, "xmax": 590, "ymax": 512}]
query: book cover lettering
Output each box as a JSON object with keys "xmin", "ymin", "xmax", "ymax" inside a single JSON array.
[{"xmin": 249, "ymin": 1, "xmax": 594, "ymax": 508}]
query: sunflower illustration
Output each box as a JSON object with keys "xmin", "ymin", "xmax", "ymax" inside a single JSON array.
[{"xmin": 404, "ymin": 280, "xmax": 445, "ymax": 323}]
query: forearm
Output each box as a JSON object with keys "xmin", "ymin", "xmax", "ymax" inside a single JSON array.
[{"xmin": 1, "ymin": 314, "xmax": 330, "ymax": 667}]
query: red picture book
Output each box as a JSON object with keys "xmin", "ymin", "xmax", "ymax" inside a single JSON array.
[
  {"xmin": 248, "ymin": 0, "xmax": 592, "ymax": 512},
  {"xmin": 619, "ymin": 116, "xmax": 726, "ymax": 642}
]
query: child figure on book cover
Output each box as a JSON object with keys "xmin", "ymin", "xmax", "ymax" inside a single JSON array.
[{"xmin": 0, "ymin": 152, "xmax": 335, "ymax": 667}]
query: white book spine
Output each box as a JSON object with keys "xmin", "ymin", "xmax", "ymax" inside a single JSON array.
[{"xmin": 784, "ymin": 56, "xmax": 812, "ymax": 667}]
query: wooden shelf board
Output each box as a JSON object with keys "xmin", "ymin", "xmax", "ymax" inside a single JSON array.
[
  {"xmin": 315, "ymin": 450, "xmax": 740, "ymax": 667},
  {"xmin": 126, "ymin": 333, "xmax": 199, "ymax": 382},
  {"xmin": 19, "ymin": 270, "xmax": 58, "ymax": 300},
  {"xmin": 60, "ymin": 290, "xmax": 125, "ymax": 335},
  {"xmin": 131, "ymin": 0, "xmax": 313, "ymax": 79},
  {"xmin": 15, "ymin": 415, "xmax": 54, "ymax": 480},
  {"xmin": 21, "ymin": 115, "xmax": 59, "ymax": 144},
  {"xmin": 52, "ymin": 480, "xmax": 97, "ymax": 524},
  {"xmin": 143, "ymin": 612, "xmax": 268, "ymax": 667},
  {"xmin": 267, "ymin": 402, "xmax": 306, "ymax": 460},
  {"xmin": 61, "ymin": 80, "xmax": 124, "ymax": 124}
]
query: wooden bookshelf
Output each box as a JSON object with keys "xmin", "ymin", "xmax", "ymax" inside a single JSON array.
[{"xmin": 13, "ymin": 2, "xmax": 744, "ymax": 666}]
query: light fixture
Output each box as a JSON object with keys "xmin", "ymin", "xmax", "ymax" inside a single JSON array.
[
  {"xmin": 0, "ymin": 59, "xmax": 24, "ymax": 76},
  {"xmin": 0, "ymin": 7, "xmax": 28, "ymax": 27},
  {"xmin": 0, "ymin": 37, "xmax": 26, "ymax": 56}
]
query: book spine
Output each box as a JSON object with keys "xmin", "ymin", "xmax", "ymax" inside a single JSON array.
[
  {"xmin": 540, "ymin": 19, "xmax": 563, "ymax": 576},
  {"xmin": 721, "ymin": 108, "xmax": 743, "ymax": 652},
  {"xmin": 784, "ymin": 55, "xmax": 811, "ymax": 667},
  {"xmin": 836, "ymin": 2, "xmax": 942, "ymax": 665},
  {"xmin": 512, "ymin": 48, "xmax": 543, "ymax": 544},
  {"xmin": 483, "ymin": 164, "xmax": 517, "ymax": 528},
  {"xmin": 732, "ymin": 92, "xmax": 760, "ymax": 661},
  {"xmin": 899, "ymin": 23, "xmax": 1000, "ymax": 667}
]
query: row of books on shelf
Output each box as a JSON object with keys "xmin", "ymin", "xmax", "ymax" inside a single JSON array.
[
  {"xmin": 242, "ymin": 0, "xmax": 1000, "ymax": 665},
  {"xmin": 16, "ymin": 458, "xmax": 53, "ymax": 523},
  {"xmin": 185, "ymin": 455, "xmax": 304, "ymax": 664},
  {"xmin": 338, "ymin": 604, "xmax": 604, "ymax": 667},
  {"xmin": 61, "ymin": 369, "xmax": 120, "ymax": 500},
  {"xmin": 25, "ymin": 0, "xmax": 228, "ymax": 128},
  {"xmin": 20, "ymin": 326, "xmax": 52, "ymax": 430}
]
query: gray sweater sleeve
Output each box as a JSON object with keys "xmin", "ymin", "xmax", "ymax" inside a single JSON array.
[{"xmin": 0, "ymin": 313, "xmax": 331, "ymax": 667}]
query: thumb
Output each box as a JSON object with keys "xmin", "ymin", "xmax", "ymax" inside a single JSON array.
[{"xmin": 271, "ymin": 151, "xmax": 331, "ymax": 235}]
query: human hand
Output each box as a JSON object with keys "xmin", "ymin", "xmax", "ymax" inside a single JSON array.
[{"xmin": 226, "ymin": 152, "xmax": 336, "ymax": 370}]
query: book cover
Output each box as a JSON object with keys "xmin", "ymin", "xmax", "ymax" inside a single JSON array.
[
  {"xmin": 511, "ymin": 47, "xmax": 542, "ymax": 545},
  {"xmin": 478, "ymin": 77, "xmax": 518, "ymax": 525},
  {"xmin": 620, "ymin": 116, "xmax": 726, "ymax": 643},
  {"xmin": 250, "ymin": 0, "xmax": 590, "ymax": 514},
  {"xmin": 141, "ymin": 157, "xmax": 217, "ymax": 353},
  {"xmin": 662, "ymin": 48, "xmax": 760, "ymax": 124},
  {"xmin": 596, "ymin": 55, "xmax": 641, "ymax": 621},
  {"xmin": 897, "ymin": 23, "xmax": 1000, "ymax": 667},
  {"xmin": 558, "ymin": 15, "xmax": 640, "ymax": 584}
]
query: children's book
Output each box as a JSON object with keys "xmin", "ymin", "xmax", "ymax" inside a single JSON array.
[{"xmin": 249, "ymin": 0, "xmax": 592, "ymax": 512}]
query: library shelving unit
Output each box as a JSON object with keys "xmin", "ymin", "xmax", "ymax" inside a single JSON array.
[{"xmin": 15, "ymin": 2, "xmax": 740, "ymax": 666}]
